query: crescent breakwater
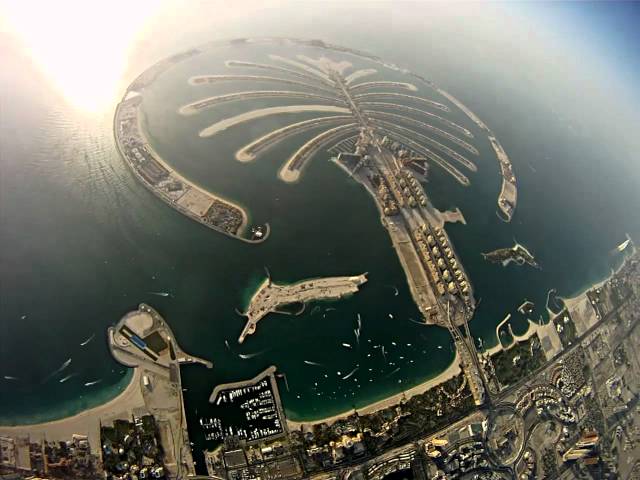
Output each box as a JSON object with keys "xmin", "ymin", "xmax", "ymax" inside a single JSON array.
[
  {"xmin": 114, "ymin": 94, "xmax": 269, "ymax": 244},
  {"xmin": 117, "ymin": 36, "xmax": 517, "ymax": 244},
  {"xmin": 434, "ymin": 87, "xmax": 517, "ymax": 222}
]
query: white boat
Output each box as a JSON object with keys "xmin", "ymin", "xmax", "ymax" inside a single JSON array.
[
  {"xmin": 59, "ymin": 373, "xmax": 76, "ymax": 383},
  {"xmin": 341, "ymin": 367, "xmax": 359, "ymax": 380}
]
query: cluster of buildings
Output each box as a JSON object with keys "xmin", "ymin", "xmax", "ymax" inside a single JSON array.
[
  {"xmin": 303, "ymin": 429, "xmax": 368, "ymax": 469},
  {"xmin": 205, "ymin": 437, "xmax": 302, "ymax": 480},
  {"xmin": 414, "ymin": 224, "xmax": 471, "ymax": 301},
  {"xmin": 435, "ymin": 440, "xmax": 489, "ymax": 478},
  {"xmin": 365, "ymin": 450, "xmax": 415, "ymax": 480},
  {"xmin": 561, "ymin": 431, "xmax": 600, "ymax": 463},
  {"xmin": 100, "ymin": 415, "xmax": 165, "ymax": 480},
  {"xmin": 0, "ymin": 434, "xmax": 99, "ymax": 479},
  {"xmin": 115, "ymin": 96, "xmax": 246, "ymax": 238},
  {"xmin": 370, "ymin": 173, "xmax": 399, "ymax": 216}
]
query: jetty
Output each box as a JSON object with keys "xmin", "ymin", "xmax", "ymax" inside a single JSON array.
[{"xmin": 237, "ymin": 274, "xmax": 367, "ymax": 343}]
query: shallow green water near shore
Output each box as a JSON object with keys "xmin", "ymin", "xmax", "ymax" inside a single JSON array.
[{"xmin": 1, "ymin": 32, "xmax": 638, "ymax": 476}]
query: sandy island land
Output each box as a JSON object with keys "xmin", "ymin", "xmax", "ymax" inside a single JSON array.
[
  {"xmin": 199, "ymin": 105, "xmax": 350, "ymax": 138},
  {"xmin": 0, "ymin": 368, "xmax": 143, "ymax": 449},
  {"xmin": 286, "ymin": 351, "xmax": 461, "ymax": 431},
  {"xmin": 132, "ymin": 104, "xmax": 250, "ymax": 235}
]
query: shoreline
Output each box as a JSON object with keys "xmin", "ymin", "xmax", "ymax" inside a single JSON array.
[
  {"xmin": 286, "ymin": 351, "xmax": 461, "ymax": 430},
  {"xmin": 136, "ymin": 107, "xmax": 250, "ymax": 233},
  {"xmin": 483, "ymin": 245, "xmax": 636, "ymax": 357},
  {"xmin": 0, "ymin": 367, "xmax": 143, "ymax": 448},
  {"xmin": 560, "ymin": 245, "xmax": 634, "ymax": 308}
]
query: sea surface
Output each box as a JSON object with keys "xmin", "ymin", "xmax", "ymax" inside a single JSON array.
[{"xmin": 1, "ymin": 21, "xmax": 638, "ymax": 474}]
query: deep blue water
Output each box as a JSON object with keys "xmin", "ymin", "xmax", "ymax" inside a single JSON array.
[{"xmin": 1, "ymin": 7, "xmax": 638, "ymax": 476}]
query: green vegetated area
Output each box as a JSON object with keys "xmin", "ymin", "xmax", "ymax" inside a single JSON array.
[
  {"xmin": 301, "ymin": 374, "xmax": 475, "ymax": 456},
  {"xmin": 493, "ymin": 334, "xmax": 545, "ymax": 387}
]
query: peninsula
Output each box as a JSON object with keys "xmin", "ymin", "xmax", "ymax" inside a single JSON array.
[
  {"xmin": 106, "ymin": 304, "xmax": 212, "ymax": 478},
  {"xmin": 0, "ymin": 304, "xmax": 212, "ymax": 479},
  {"xmin": 115, "ymin": 37, "xmax": 518, "ymax": 247},
  {"xmin": 482, "ymin": 241, "xmax": 540, "ymax": 268},
  {"xmin": 238, "ymin": 273, "xmax": 367, "ymax": 343}
]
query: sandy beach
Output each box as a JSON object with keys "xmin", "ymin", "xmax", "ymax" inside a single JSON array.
[
  {"xmin": 0, "ymin": 367, "xmax": 143, "ymax": 448},
  {"xmin": 287, "ymin": 351, "xmax": 461, "ymax": 430},
  {"xmin": 199, "ymin": 105, "xmax": 350, "ymax": 138}
]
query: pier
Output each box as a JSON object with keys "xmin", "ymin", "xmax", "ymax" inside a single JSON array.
[
  {"xmin": 206, "ymin": 366, "xmax": 288, "ymax": 441},
  {"xmin": 238, "ymin": 274, "xmax": 368, "ymax": 343},
  {"xmin": 107, "ymin": 303, "xmax": 212, "ymax": 478}
]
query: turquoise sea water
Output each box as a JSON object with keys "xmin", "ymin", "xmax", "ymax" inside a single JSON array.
[{"xmin": 1, "ymin": 25, "xmax": 638, "ymax": 474}]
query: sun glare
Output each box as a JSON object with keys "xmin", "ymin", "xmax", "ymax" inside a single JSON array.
[{"xmin": 2, "ymin": 0, "xmax": 163, "ymax": 112}]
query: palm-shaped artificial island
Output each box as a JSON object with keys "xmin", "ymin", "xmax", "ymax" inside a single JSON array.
[{"xmin": 115, "ymin": 41, "xmax": 518, "ymax": 403}]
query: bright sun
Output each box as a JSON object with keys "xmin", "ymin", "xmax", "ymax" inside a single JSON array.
[{"xmin": 2, "ymin": 0, "xmax": 162, "ymax": 112}]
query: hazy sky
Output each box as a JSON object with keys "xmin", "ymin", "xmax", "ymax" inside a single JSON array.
[{"xmin": 1, "ymin": 0, "xmax": 638, "ymax": 159}]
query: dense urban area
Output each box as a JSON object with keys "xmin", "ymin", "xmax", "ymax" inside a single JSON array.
[
  {"xmin": 2, "ymin": 249, "xmax": 638, "ymax": 480},
  {"xmin": 1, "ymin": 39, "xmax": 637, "ymax": 480}
]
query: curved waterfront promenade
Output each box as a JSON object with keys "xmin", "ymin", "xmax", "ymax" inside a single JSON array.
[
  {"xmin": 179, "ymin": 90, "xmax": 346, "ymax": 115},
  {"xmin": 353, "ymin": 92, "xmax": 450, "ymax": 112},
  {"xmin": 198, "ymin": 105, "xmax": 351, "ymax": 138},
  {"xmin": 350, "ymin": 81, "xmax": 418, "ymax": 93},
  {"xmin": 367, "ymin": 111, "xmax": 480, "ymax": 157},
  {"xmin": 344, "ymin": 68, "xmax": 377, "ymax": 84},
  {"xmin": 278, "ymin": 123, "xmax": 359, "ymax": 183},
  {"xmin": 226, "ymin": 60, "xmax": 335, "ymax": 87},
  {"xmin": 435, "ymin": 87, "xmax": 517, "ymax": 221},
  {"xmin": 0, "ymin": 369, "xmax": 142, "ymax": 450},
  {"xmin": 189, "ymin": 74, "xmax": 338, "ymax": 96},
  {"xmin": 114, "ymin": 94, "xmax": 269, "ymax": 244},
  {"xmin": 286, "ymin": 350, "xmax": 461, "ymax": 428},
  {"xmin": 235, "ymin": 115, "xmax": 354, "ymax": 162},
  {"xmin": 360, "ymin": 101, "xmax": 474, "ymax": 138}
]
